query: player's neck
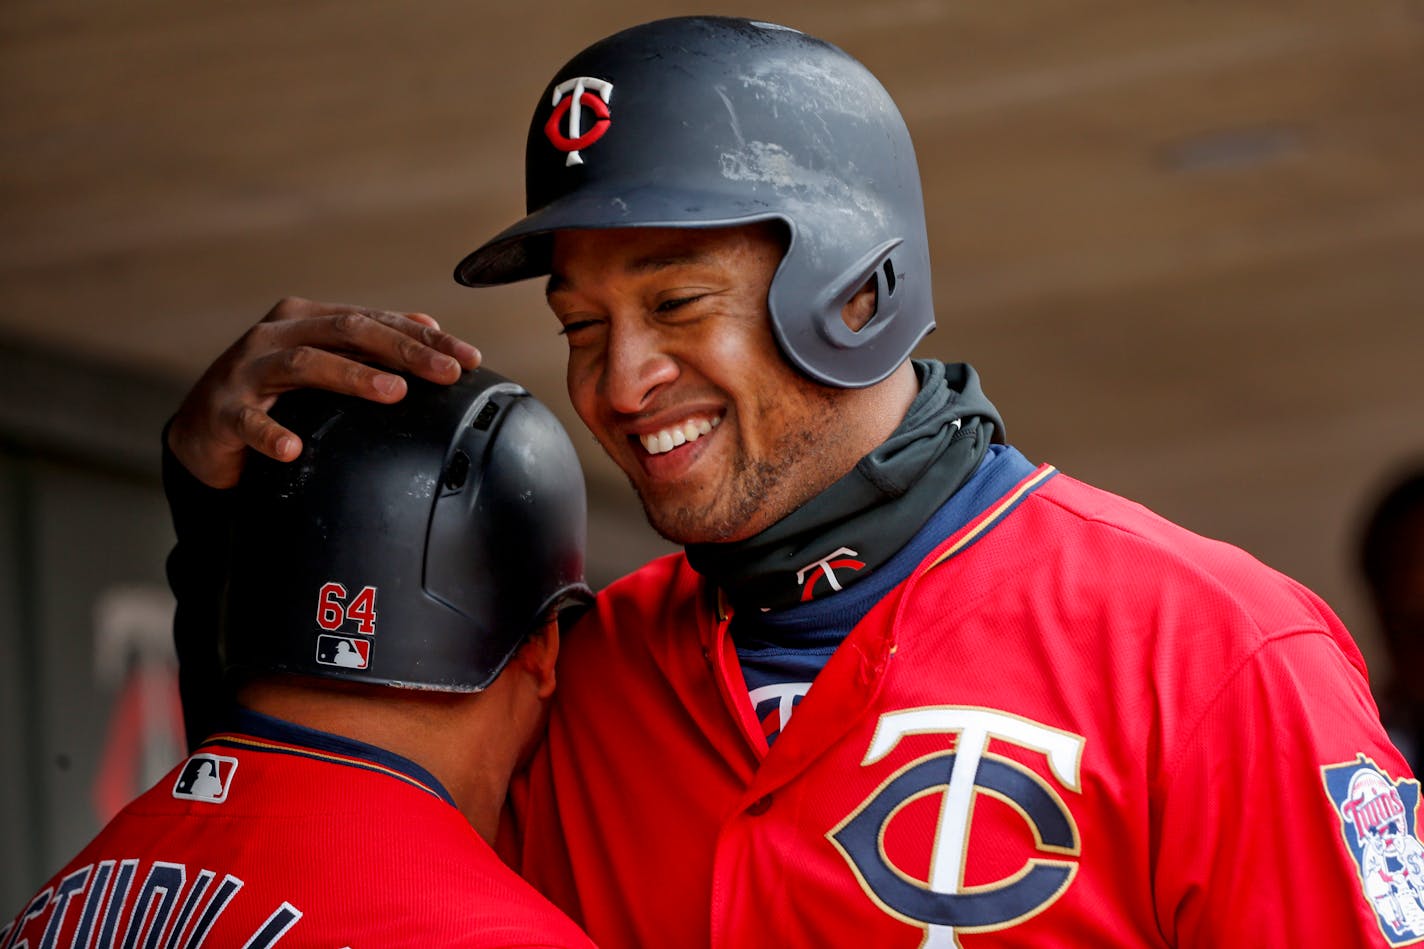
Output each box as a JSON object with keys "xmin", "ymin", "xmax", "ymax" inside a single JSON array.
[{"xmin": 238, "ymin": 677, "xmax": 518, "ymax": 843}]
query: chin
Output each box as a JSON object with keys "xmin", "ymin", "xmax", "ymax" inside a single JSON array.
[
  {"xmin": 638, "ymin": 493, "xmax": 773, "ymax": 546},
  {"xmin": 642, "ymin": 507, "xmax": 734, "ymax": 546},
  {"xmin": 629, "ymin": 455, "xmax": 812, "ymax": 546}
]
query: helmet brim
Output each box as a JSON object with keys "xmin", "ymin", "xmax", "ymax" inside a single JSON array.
[{"xmin": 452, "ymin": 183, "xmax": 785, "ymax": 287}]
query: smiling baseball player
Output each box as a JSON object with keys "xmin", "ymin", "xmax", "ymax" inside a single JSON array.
[{"xmin": 157, "ymin": 15, "xmax": 1416, "ymax": 948}]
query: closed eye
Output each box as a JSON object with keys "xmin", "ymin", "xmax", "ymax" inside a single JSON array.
[
  {"xmin": 655, "ymin": 295, "xmax": 706, "ymax": 313},
  {"xmin": 557, "ymin": 319, "xmax": 600, "ymax": 336}
]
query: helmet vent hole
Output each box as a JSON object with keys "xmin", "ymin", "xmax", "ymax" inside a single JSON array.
[
  {"xmin": 472, "ymin": 401, "xmax": 500, "ymax": 430},
  {"xmin": 882, "ymin": 259, "xmax": 897, "ymax": 297},
  {"xmin": 843, "ymin": 275, "xmax": 880, "ymax": 334},
  {"xmin": 444, "ymin": 450, "xmax": 471, "ymax": 490}
]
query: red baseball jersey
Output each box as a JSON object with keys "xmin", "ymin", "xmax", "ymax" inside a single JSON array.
[
  {"xmin": 506, "ymin": 462, "xmax": 1418, "ymax": 947},
  {"xmin": 6, "ymin": 713, "xmax": 595, "ymax": 949}
]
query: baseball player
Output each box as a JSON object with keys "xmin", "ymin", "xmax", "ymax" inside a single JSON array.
[
  {"xmin": 4, "ymin": 372, "xmax": 596, "ymax": 948},
  {"xmin": 161, "ymin": 15, "xmax": 1414, "ymax": 949}
]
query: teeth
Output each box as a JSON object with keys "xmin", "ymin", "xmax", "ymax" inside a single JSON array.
[{"xmin": 640, "ymin": 416, "xmax": 720, "ymax": 455}]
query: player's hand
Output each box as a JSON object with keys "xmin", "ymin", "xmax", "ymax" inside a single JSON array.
[{"xmin": 168, "ymin": 296, "xmax": 482, "ymax": 488}]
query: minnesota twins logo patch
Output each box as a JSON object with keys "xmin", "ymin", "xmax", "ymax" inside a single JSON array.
[
  {"xmin": 1323, "ymin": 754, "xmax": 1424, "ymax": 944},
  {"xmin": 830, "ymin": 707, "xmax": 1085, "ymax": 947},
  {"xmin": 545, "ymin": 76, "xmax": 613, "ymax": 166},
  {"xmin": 796, "ymin": 546, "xmax": 865, "ymax": 602}
]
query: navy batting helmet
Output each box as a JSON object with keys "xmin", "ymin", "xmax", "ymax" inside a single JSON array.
[
  {"xmin": 220, "ymin": 369, "xmax": 591, "ymax": 692},
  {"xmin": 453, "ymin": 15, "xmax": 934, "ymax": 389}
]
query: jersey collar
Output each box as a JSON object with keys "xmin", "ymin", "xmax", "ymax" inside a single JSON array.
[{"xmin": 203, "ymin": 706, "xmax": 458, "ymax": 808}]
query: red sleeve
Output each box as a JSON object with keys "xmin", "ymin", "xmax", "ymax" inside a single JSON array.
[{"xmin": 1154, "ymin": 628, "xmax": 1417, "ymax": 947}]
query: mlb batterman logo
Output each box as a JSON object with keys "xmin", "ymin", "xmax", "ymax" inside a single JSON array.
[
  {"xmin": 1323, "ymin": 754, "xmax": 1424, "ymax": 944},
  {"xmin": 172, "ymin": 753, "xmax": 238, "ymax": 803},
  {"xmin": 316, "ymin": 634, "xmax": 370, "ymax": 669},
  {"xmin": 545, "ymin": 76, "xmax": 613, "ymax": 166}
]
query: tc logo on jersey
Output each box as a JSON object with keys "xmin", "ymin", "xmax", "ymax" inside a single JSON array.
[
  {"xmin": 315, "ymin": 635, "xmax": 370, "ymax": 669},
  {"xmin": 545, "ymin": 76, "xmax": 613, "ymax": 166},
  {"xmin": 1323, "ymin": 754, "xmax": 1424, "ymax": 944},
  {"xmin": 829, "ymin": 707, "xmax": 1085, "ymax": 947},
  {"xmin": 172, "ymin": 753, "xmax": 238, "ymax": 803},
  {"xmin": 796, "ymin": 546, "xmax": 865, "ymax": 602}
]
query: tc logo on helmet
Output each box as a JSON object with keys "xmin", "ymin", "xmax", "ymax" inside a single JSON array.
[{"xmin": 544, "ymin": 76, "xmax": 613, "ymax": 166}]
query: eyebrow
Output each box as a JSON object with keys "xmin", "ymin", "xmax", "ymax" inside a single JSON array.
[{"xmin": 545, "ymin": 249, "xmax": 715, "ymax": 297}]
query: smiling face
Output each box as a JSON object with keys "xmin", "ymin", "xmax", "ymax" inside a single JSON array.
[{"xmin": 547, "ymin": 223, "xmax": 916, "ymax": 545}]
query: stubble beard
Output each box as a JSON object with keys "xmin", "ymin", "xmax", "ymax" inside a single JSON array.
[
  {"xmin": 633, "ymin": 423, "xmax": 840, "ymax": 546},
  {"xmin": 634, "ymin": 456, "xmax": 781, "ymax": 545}
]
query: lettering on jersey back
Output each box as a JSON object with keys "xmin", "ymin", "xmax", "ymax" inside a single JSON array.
[
  {"xmin": 828, "ymin": 707, "xmax": 1085, "ymax": 948},
  {"xmin": 1323, "ymin": 754, "xmax": 1424, "ymax": 944},
  {"xmin": 2, "ymin": 859, "xmax": 301, "ymax": 949}
]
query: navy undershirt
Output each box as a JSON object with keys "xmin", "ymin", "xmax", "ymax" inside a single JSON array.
[{"xmin": 734, "ymin": 444, "xmax": 1044, "ymax": 743}]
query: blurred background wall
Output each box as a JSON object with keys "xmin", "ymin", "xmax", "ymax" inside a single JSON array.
[{"xmin": 2, "ymin": 0, "xmax": 1421, "ymax": 912}]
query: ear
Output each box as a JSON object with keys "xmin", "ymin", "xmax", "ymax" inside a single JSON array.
[
  {"xmin": 514, "ymin": 618, "xmax": 561, "ymax": 700},
  {"xmin": 841, "ymin": 276, "xmax": 878, "ymax": 332}
]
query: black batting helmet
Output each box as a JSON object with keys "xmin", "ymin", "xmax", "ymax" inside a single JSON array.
[
  {"xmin": 454, "ymin": 15, "xmax": 934, "ymax": 389},
  {"xmin": 220, "ymin": 369, "xmax": 591, "ymax": 692}
]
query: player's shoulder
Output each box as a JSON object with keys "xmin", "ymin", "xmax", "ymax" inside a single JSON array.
[
  {"xmin": 354, "ymin": 817, "xmax": 596, "ymax": 947},
  {"xmin": 556, "ymin": 550, "xmax": 708, "ymax": 691},
  {"xmin": 1028, "ymin": 472, "xmax": 1288, "ymax": 581},
  {"xmin": 996, "ymin": 469, "xmax": 1345, "ymax": 644},
  {"xmin": 573, "ymin": 550, "xmax": 702, "ymax": 638},
  {"xmin": 429, "ymin": 848, "xmax": 596, "ymax": 947},
  {"xmin": 598, "ymin": 549, "xmax": 699, "ymax": 603}
]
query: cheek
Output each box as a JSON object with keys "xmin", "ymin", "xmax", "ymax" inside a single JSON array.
[
  {"xmin": 565, "ymin": 356, "xmax": 615, "ymax": 442},
  {"xmin": 700, "ymin": 317, "xmax": 788, "ymax": 398},
  {"xmin": 565, "ymin": 359, "xmax": 596, "ymax": 422}
]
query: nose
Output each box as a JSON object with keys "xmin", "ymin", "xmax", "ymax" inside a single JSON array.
[{"xmin": 602, "ymin": 319, "xmax": 678, "ymax": 414}]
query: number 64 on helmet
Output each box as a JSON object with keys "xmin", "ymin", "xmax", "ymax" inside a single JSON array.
[{"xmin": 220, "ymin": 368, "xmax": 593, "ymax": 692}]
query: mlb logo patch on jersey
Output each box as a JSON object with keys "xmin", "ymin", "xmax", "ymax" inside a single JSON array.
[
  {"xmin": 1323, "ymin": 754, "xmax": 1424, "ymax": 944},
  {"xmin": 173, "ymin": 753, "xmax": 238, "ymax": 803},
  {"xmin": 315, "ymin": 634, "xmax": 370, "ymax": 669}
]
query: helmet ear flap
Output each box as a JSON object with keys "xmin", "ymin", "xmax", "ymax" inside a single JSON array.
[{"xmin": 771, "ymin": 238, "xmax": 906, "ymax": 387}]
